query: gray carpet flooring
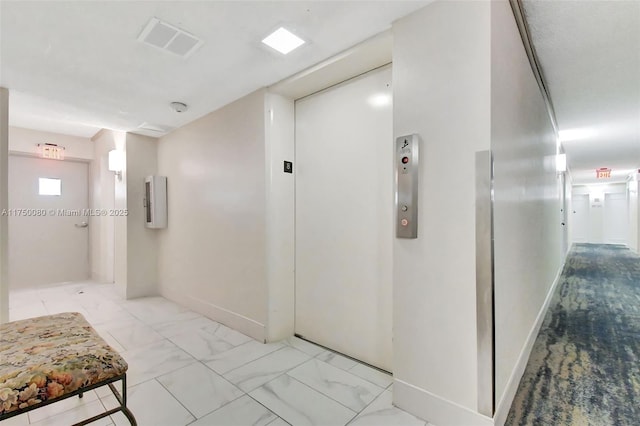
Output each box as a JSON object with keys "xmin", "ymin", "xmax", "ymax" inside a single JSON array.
[{"xmin": 506, "ymin": 243, "xmax": 640, "ymax": 425}]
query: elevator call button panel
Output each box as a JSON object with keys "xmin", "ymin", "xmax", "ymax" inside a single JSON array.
[{"xmin": 395, "ymin": 134, "xmax": 419, "ymax": 239}]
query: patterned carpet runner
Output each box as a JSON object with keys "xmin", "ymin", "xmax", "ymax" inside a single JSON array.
[{"xmin": 506, "ymin": 244, "xmax": 640, "ymax": 425}]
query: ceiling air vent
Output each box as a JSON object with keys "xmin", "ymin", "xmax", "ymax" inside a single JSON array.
[{"xmin": 138, "ymin": 18, "xmax": 203, "ymax": 58}]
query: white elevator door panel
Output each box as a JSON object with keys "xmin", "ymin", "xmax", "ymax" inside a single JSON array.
[
  {"xmin": 295, "ymin": 66, "xmax": 393, "ymax": 371},
  {"xmin": 604, "ymin": 192, "xmax": 628, "ymax": 245},
  {"xmin": 8, "ymin": 156, "xmax": 90, "ymax": 288},
  {"xmin": 572, "ymin": 194, "xmax": 589, "ymax": 243}
]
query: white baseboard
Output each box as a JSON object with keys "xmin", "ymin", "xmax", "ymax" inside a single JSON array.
[
  {"xmin": 160, "ymin": 286, "xmax": 265, "ymax": 342},
  {"xmin": 493, "ymin": 259, "xmax": 566, "ymax": 426},
  {"xmin": 393, "ymin": 379, "xmax": 493, "ymax": 426}
]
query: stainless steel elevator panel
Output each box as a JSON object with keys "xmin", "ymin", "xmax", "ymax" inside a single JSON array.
[
  {"xmin": 395, "ymin": 134, "xmax": 419, "ymax": 239},
  {"xmin": 475, "ymin": 150, "xmax": 495, "ymax": 416}
]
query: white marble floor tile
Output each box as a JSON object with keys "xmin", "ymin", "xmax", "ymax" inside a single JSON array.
[
  {"xmin": 29, "ymin": 399, "xmax": 112, "ymax": 426},
  {"xmin": 0, "ymin": 412, "xmax": 29, "ymax": 426},
  {"xmin": 92, "ymin": 316, "xmax": 147, "ymax": 340},
  {"xmin": 288, "ymin": 359, "xmax": 384, "ymax": 412},
  {"xmin": 103, "ymin": 379, "xmax": 195, "ymax": 426},
  {"xmin": 27, "ymin": 390, "xmax": 99, "ymax": 423},
  {"xmin": 80, "ymin": 300, "xmax": 133, "ymax": 325},
  {"xmin": 107, "ymin": 322, "xmax": 166, "ymax": 350},
  {"xmin": 7, "ymin": 283, "xmax": 418, "ymax": 426},
  {"xmin": 168, "ymin": 329, "xmax": 236, "ymax": 361},
  {"xmin": 189, "ymin": 395, "xmax": 277, "ymax": 426},
  {"xmin": 154, "ymin": 316, "xmax": 253, "ymax": 347},
  {"xmin": 212, "ymin": 323, "xmax": 254, "ymax": 346},
  {"xmin": 99, "ymin": 331, "xmax": 127, "ymax": 353},
  {"xmin": 266, "ymin": 417, "xmax": 291, "ymax": 426},
  {"xmin": 8, "ymin": 302, "xmax": 48, "ymax": 321},
  {"xmin": 41, "ymin": 301, "xmax": 87, "ymax": 313},
  {"xmin": 156, "ymin": 363, "xmax": 244, "ymax": 418},
  {"xmin": 121, "ymin": 297, "xmax": 192, "ymax": 325},
  {"xmin": 121, "ymin": 339, "xmax": 196, "ymax": 386},
  {"xmin": 152, "ymin": 315, "xmax": 216, "ymax": 338},
  {"xmin": 7, "ymin": 289, "xmax": 41, "ymax": 307},
  {"xmin": 348, "ymin": 390, "xmax": 427, "ymax": 426},
  {"xmin": 206, "ymin": 340, "xmax": 284, "ymax": 374},
  {"xmin": 250, "ymin": 375, "xmax": 356, "ymax": 426},
  {"xmin": 349, "ymin": 363, "xmax": 393, "ymax": 388},
  {"xmin": 316, "ymin": 350, "xmax": 360, "ymax": 371},
  {"xmin": 281, "ymin": 336, "xmax": 326, "ymax": 356},
  {"xmin": 224, "ymin": 347, "xmax": 311, "ymax": 392}
]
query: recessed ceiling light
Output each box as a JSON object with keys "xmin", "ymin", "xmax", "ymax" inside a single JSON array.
[{"xmin": 262, "ymin": 27, "xmax": 305, "ymax": 55}]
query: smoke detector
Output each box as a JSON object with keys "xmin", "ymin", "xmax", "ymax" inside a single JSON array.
[{"xmin": 170, "ymin": 102, "xmax": 188, "ymax": 113}]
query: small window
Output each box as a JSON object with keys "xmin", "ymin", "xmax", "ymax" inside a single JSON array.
[{"xmin": 39, "ymin": 178, "xmax": 61, "ymax": 196}]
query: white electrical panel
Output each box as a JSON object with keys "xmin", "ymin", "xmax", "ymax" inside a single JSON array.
[{"xmin": 144, "ymin": 176, "xmax": 167, "ymax": 229}]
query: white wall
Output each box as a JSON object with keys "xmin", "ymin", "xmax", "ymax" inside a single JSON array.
[
  {"xmin": 123, "ymin": 133, "xmax": 159, "ymax": 298},
  {"xmin": 491, "ymin": 2, "xmax": 564, "ymax": 424},
  {"xmin": 8, "ymin": 126, "xmax": 93, "ymax": 160},
  {"xmin": 572, "ymin": 182, "xmax": 628, "ymax": 244},
  {"xmin": 264, "ymin": 93, "xmax": 295, "ymax": 342},
  {"xmin": 157, "ymin": 89, "xmax": 268, "ymax": 341},
  {"xmin": 629, "ymin": 178, "xmax": 639, "ymax": 252},
  {"xmin": 90, "ymin": 130, "xmax": 120, "ymax": 285},
  {"xmin": 392, "ymin": 2, "xmax": 492, "ymax": 424},
  {"xmin": 564, "ymin": 172, "xmax": 573, "ymax": 254},
  {"xmin": 0, "ymin": 88, "xmax": 9, "ymax": 323}
]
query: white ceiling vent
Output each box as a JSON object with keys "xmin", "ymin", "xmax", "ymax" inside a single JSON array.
[{"xmin": 138, "ymin": 18, "xmax": 203, "ymax": 58}]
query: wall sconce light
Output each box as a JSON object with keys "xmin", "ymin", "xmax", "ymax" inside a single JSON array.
[
  {"xmin": 556, "ymin": 153, "xmax": 567, "ymax": 173},
  {"xmin": 108, "ymin": 149, "xmax": 124, "ymax": 180}
]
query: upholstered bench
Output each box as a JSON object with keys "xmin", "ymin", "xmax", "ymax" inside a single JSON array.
[{"xmin": 0, "ymin": 312, "xmax": 136, "ymax": 425}]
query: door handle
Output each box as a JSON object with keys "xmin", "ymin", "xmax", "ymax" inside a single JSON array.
[{"xmin": 75, "ymin": 222, "xmax": 88, "ymax": 228}]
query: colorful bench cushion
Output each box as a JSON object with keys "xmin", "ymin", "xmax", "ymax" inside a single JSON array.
[{"xmin": 0, "ymin": 312, "xmax": 128, "ymax": 415}]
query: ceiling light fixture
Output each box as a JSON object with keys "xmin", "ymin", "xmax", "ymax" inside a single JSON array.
[
  {"xmin": 170, "ymin": 102, "xmax": 188, "ymax": 113},
  {"xmin": 262, "ymin": 27, "xmax": 305, "ymax": 55}
]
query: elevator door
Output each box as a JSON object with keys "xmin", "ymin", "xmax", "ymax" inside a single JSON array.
[{"xmin": 294, "ymin": 66, "xmax": 393, "ymax": 371}]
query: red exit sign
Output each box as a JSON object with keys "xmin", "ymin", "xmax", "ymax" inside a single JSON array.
[
  {"xmin": 38, "ymin": 143, "xmax": 65, "ymax": 160},
  {"xmin": 596, "ymin": 167, "xmax": 611, "ymax": 179}
]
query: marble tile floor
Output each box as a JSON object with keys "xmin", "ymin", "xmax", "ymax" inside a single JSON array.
[{"xmin": 6, "ymin": 282, "xmax": 430, "ymax": 426}]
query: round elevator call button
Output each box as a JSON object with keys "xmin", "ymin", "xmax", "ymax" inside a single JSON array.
[{"xmin": 402, "ymin": 156, "xmax": 409, "ymax": 164}]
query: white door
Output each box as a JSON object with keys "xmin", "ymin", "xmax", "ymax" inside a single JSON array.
[
  {"xmin": 604, "ymin": 192, "xmax": 628, "ymax": 245},
  {"xmin": 8, "ymin": 156, "xmax": 90, "ymax": 288},
  {"xmin": 295, "ymin": 66, "xmax": 393, "ymax": 371},
  {"xmin": 571, "ymin": 194, "xmax": 589, "ymax": 243}
]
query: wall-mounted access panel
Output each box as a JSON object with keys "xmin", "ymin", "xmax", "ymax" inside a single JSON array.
[
  {"xmin": 144, "ymin": 175, "xmax": 167, "ymax": 229},
  {"xmin": 395, "ymin": 134, "xmax": 420, "ymax": 238}
]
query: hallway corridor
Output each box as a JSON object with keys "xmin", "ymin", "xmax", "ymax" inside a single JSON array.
[{"xmin": 506, "ymin": 244, "xmax": 640, "ymax": 425}]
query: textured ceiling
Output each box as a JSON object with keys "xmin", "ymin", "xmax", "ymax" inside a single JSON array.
[
  {"xmin": 523, "ymin": 0, "xmax": 640, "ymax": 185},
  {"xmin": 0, "ymin": 0, "xmax": 428, "ymax": 138}
]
